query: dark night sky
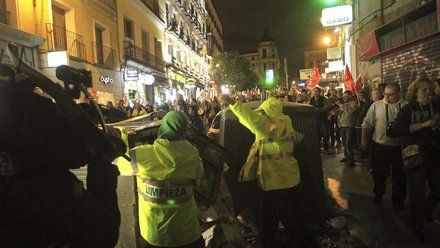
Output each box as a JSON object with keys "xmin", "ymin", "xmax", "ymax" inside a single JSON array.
[{"xmin": 212, "ymin": 0, "xmax": 326, "ymax": 78}]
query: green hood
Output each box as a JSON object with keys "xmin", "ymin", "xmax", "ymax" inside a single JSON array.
[
  {"xmin": 157, "ymin": 111, "xmax": 189, "ymax": 141},
  {"xmin": 257, "ymin": 97, "xmax": 283, "ymax": 119}
]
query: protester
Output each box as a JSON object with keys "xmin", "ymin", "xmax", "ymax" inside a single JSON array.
[
  {"xmin": 361, "ymin": 84, "xmax": 407, "ymax": 208},
  {"xmin": 434, "ymin": 78, "xmax": 440, "ymax": 101},
  {"xmin": 388, "ymin": 78, "xmax": 440, "ymax": 241},
  {"xmin": 219, "ymin": 94, "xmax": 314, "ymax": 248},
  {"xmin": 309, "ymin": 87, "xmax": 332, "ymax": 154},
  {"xmin": 327, "ymin": 88, "xmax": 341, "ymax": 147},
  {"xmin": 297, "ymin": 89, "xmax": 310, "ymax": 104},
  {"xmin": 371, "ymin": 88, "xmax": 382, "ymax": 102},
  {"xmin": 115, "ymin": 111, "xmax": 205, "ymax": 247},
  {"xmin": 337, "ymin": 90, "xmax": 358, "ymax": 167},
  {"xmin": 174, "ymin": 94, "xmax": 187, "ymax": 113},
  {"xmin": 355, "ymin": 90, "xmax": 372, "ymax": 158},
  {"xmin": 188, "ymin": 98, "xmax": 204, "ymax": 132},
  {"xmin": 132, "ymin": 101, "xmax": 147, "ymax": 117},
  {"xmin": 117, "ymin": 99, "xmax": 131, "ymax": 117},
  {"xmin": 378, "ymin": 83, "xmax": 387, "ymax": 99}
]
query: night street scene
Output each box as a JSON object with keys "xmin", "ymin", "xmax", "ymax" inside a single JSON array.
[{"xmin": 1, "ymin": 0, "xmax": 440, "ymax": 247}]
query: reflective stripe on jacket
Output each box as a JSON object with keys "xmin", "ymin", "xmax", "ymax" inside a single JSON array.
[
  {"xmin": 229, "ymin": 99, "xmax": 301, "ymax": 191},
  {"xmin": 114, "ymin": 128, "xmax": 203, "ymax": 247}
]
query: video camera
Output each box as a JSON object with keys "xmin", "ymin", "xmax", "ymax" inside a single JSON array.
[{"xmin": 56, "ymin": 65, "xmax": 92, "ymax": 99}]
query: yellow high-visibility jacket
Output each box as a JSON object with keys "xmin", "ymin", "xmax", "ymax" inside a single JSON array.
[
  {"xmin": 229, "ymin": 97, "xmax": 301, "ymax": 191},
  {"xmin": 115, "ymin": 128, "xmax": 203, "ymax": 247}
]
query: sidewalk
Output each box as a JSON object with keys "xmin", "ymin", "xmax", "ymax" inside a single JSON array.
[{"xmin": 321, "ymin": 151, "xmax": 440, "ymax": 248}]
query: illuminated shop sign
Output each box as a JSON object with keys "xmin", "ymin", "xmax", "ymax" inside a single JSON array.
[
  {"xmin": 139, "ymin": 73, "xmax": 155, "ymax": 85},
  {"xmin": 124, "ymin": 67, "xmax": 139, "ymax": 81},
  {"xmin": 100, "ymin": 76, "xmax": 113, "ymax": 84},
  {"xmin": 47, "ymin": 51, "xmax": 68, "ymax": 67},
  {"xmin": 321, "ymin": 5, "xmax": 353, "ymax": 27}
]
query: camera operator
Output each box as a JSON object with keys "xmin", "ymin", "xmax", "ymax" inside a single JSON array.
[
  {"xmin": 0, "ymin": 66, "xmax": 121, "ymax": 247},
  {"xmin": 361, "ymin": 83, "xmax": 408, "ymax": 208}
]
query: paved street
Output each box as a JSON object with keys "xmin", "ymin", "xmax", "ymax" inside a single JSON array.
[{"xmin": 322, "ymin": 150, "xmax": 440, "ymax": 248}]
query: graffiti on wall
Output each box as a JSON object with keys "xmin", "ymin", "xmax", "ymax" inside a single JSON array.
[{"xmin": 382, "ymin": 35, "xmax": 440, "ymax": 96}]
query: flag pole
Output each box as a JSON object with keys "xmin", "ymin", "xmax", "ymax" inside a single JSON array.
[{"xmin": 354, "ymin": 75, "xmax": 361, "ymax": 105}]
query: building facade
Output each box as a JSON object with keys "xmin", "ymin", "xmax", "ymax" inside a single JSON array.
[
  {"xmin": 164, "ymin": 0, "xmax": 210, "ymax": 101},
  {"xmin": 117, "ymin": 0, "xmax": 168, "ymax": 105},
  {"xmin": 350, "ymin": 0, "xmax": 439, "ymax": 92},
  {"xmin": 0, "ymin": 0, "xmax": 223, "ymax": 105},
  {"xmin": 242, "ymin": 30, "xmax": 280, "ymax": 87},
  {"xmin": 205, "ymin": 0, "xmax": 223, "ymax": 57}
]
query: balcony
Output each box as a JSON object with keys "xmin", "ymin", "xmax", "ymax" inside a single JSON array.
[
  {"xmin": 140, "ymin": 0, "xmax": 165, "ymax": 22},
  {"xmin": 0, "ymin": 7, "xmax": 10, "ymax": 26},
  {"xmin": 124, "ymin": 41, "xmax": 165, "ymax": 72},
  {"xmin": 92, "ymin": 42, "xmax": 116, "ymax": 69},
  {"xmin": 46, "ymin": 23, "xmax": 87, "ymax": 61},
  {"xmin": 97, "ymin": 0, "xmax": 116, "ymax": 10}
]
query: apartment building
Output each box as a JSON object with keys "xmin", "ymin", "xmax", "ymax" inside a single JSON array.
[{"xmin": 164, "ymin": 0, "xmax": 209, "ymax": 100}]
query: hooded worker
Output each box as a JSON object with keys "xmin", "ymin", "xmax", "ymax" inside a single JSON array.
[
  {"xmin": 115, "ymin": 111, "xmax": 204, "ymax": 248},
  {"xmin": 220, "ymin": 95, "xmax": 313, "ymax": 247}
]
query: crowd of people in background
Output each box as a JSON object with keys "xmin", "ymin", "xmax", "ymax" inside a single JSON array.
[{"xmin": 100, "ymin": 77, "xmax": 440, "ymax": 242}]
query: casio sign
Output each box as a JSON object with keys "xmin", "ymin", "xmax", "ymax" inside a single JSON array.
[
  {"xmin": 321, "ymin": 5, "xmax": 353, "ymax": 27},
  {"xmin": 326, "ymin": 17, "xmax": 350, "ymax": 25}
]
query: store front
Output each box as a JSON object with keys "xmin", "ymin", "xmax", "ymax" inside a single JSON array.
[
  {"xmin": 89, "ymin": 66, "xmax": 123, "ymax": 105},
  {"xmin": 358, "ymin": 1, "xmax": 439, "ymax": 94}
]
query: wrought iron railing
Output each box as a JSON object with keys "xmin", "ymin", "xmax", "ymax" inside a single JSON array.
[
  {"xmin": 92, "ymin": 42, "xmax": 115, "ymax": 68},
  {"xmin": 0, "ymin": 7, "xmax": 10, "ymax": 25},
  {"xmin": 124, "ymin": 41, "xmax": 165, "ymax": 71},
  {"xmin": 97, "ymin": 0, "xmax": 116, "ymax": 10},
  {"xmin": 46, "ymin": 23, "xmax": 87, "ymax": 61},
  {"xmin": 140, "ymin": 0, "xmax": 165, "ymax": 21}
]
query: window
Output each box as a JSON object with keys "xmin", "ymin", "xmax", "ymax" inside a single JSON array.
[
  {"xmin": 141, "ymin": 30, "xmax": 149, "ymax": 52},
  {"xmin": 124, "ymin": 18, "xmax": 134, "ymax": 40},
  {"xmin": 154, "ymin": 38, "xmax": 162, "ymax": 60},
  {"xmin": 168, "ymin": 44, "xmax": 173, "ymax": 57},
  {"xmin": 262, "ymin": 48, "xmax": 266, "ymax": 58},
  {"xmin": 95, "ymin": 25, "xmax": 104, "ymax": 64}
]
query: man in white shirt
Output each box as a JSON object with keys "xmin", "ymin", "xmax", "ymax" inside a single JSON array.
[{"xmin": 361, "ymin": 83, "xmax": 408, "ymax": 209}]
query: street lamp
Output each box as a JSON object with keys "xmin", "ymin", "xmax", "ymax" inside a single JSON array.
[{"xmin": 323, "ymin": 36, "xmax": 331, "ymax": 46}]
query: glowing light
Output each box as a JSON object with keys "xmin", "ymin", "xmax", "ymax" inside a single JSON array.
[
  {"xmin": 166, "ymin": 199, "xmax": 176, "ymax": 206},
  {"xmin": 265, "ymin": 69, "xmax": 274, "ymax": 85},
  {"xmin": 323, "ymin": 36, "xmax": 332, "ymax": 45},
  {"xmin": 47, "ymin": 51, "xmax": 68, "ymax": 67}
]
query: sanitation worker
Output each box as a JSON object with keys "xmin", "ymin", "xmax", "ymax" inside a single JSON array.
[
  {"xmin": 115, "ymin": 111, "xmax": 204, "ymax": 248},
  {"xmin": 219, "ymin": 95, "xmax": 314, "ymax": 247}
]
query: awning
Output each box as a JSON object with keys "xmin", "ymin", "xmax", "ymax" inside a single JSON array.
[{"xmin": 357, "ymin": 31, "xmax": 380, "ymax": 60}]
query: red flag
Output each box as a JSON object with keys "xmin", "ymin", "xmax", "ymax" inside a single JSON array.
[
  {"xmin": 354, "ymin": 75, "xmax": 363, "ymax": 94},
  {"xmin": 344, "ymin": 65, "xmax": 355, "ymax": 93},
  {"xmin": 307, "ymin": 64, "xmax": 321, "ymax": 88}
]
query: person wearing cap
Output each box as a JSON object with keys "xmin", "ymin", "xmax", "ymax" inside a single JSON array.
[
  {"xmin": 219, "ymin": 95, "xmax": 313, "ymax": 247},
  {"xmin": 115, "ymin": 111, "xmax": 204, "ymax": 247}
]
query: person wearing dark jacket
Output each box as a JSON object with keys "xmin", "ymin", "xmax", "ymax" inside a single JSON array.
[
  {"xmin": 337, "ymin": 91, "xmax": 358, "ymax": 167},
  {"xmin": 355, "ymin": 90, "xmax": 372, "ymax": 157},
  {"xmin": 309, "ymin": 87, "xmax": 333, "ymax": 153},
  {"xmin": 390, "ymin": 78, "xmax": 440, "ymax": 241}
]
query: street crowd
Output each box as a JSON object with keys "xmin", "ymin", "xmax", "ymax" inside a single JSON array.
[
  {"xmin": 284, "ymin": 79, "xmax": 440, "ymax": 242},
  {"xmin": 103, "ymin": 77, "xmax": 440, "ymax": 243}
]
